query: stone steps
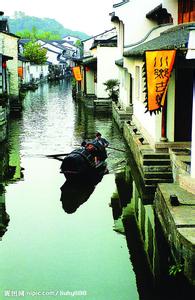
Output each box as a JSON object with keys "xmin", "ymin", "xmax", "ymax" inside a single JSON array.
[
  {"xmin": 144, "ymin": 171, "xmax": 173, "ymax": 179},
  {"xmin": 142, "ymin": 153, "xmax": 170, "ymax": 159},
  {"xmin": 94, "ymin": 99, "xmax": 112, "ymax": 112},
  {"xmin": 143, "ymin": 158, "xmax": 171, "ymax": 166},
  {"xmin": 144, "ymin": 177, "xmax": 173, "ymax": 185},
  {"xmin": 141, "ymin": 152, "xmax": 173, "ymax": 187},
  {"xmin": 143, "ymin": 165, "xmax": 172, "ymax": 172}
]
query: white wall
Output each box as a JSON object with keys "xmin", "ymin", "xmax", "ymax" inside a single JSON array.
[
  {"xmin": 23, "ymin": 62, "xmax": 31, "ymax": 83},
  {"xmin": 112, "ymin": 0, "xmax": 178, "ymax": 144},
  {"xmin": 29, "ymin": 65, "xmax": 48, "ymax": 81},
  {"xmin": 46, "ymin": 51, "xmax": 59, "ymax": 64},
  {"xmin": 163, "ymin": 0, "xmax": 178, "ymax": 25},
  {"xmin": 119, "ymin": 68, "xmax": 130, "ymax": 109},
  {"xmin": 96, "ymin": 46, "xmax": 119, "ymax": 98},
  {"xmin": 1, "ymin": 32, "xmax": 19, "ymax": 97},
  {"xmin": 124, "ymin": 56, "xmax": 160, "ymax": 143},
  {"xmin": 113, "ymin": 0, "xmax": 178, "ymax": 47},
  {"xmin": 83, "ymin": 38, "xmax": 95, "ymax": 57},
  {"xmin": 166, "ymin": 69, "xmax": 176, "ymax": 142}
]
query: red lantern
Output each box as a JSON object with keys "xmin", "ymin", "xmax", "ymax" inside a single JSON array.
[{"xmin": 85, "ymin": 66, "xmax": 90, "ymax": 72}]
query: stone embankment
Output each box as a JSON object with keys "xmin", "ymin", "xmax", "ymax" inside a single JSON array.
[
  {"xmin": 112, "ymin": 103, "xmax": 195, "ymax": 286},
  {"xmin": 155, "ymin": 183, "xmax": 195, "ymax": 286}
]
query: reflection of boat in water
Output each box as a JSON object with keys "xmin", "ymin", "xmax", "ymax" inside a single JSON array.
[
  {"xmin": 60, "ymin": 143, "xmax": 108, "ymax": 184},
  {"xmin": 60, "ymin": 181, "xmax": 95, "ymax": 214}
]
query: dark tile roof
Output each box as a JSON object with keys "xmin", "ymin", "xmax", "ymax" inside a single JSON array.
[
  {"xmin": 124, "ymin": 23, "xmax": 195, "ymax": 57},
  {"xmin": 0, "ymin": 19, "xmax": 9, "ymax": 32},
  {"xmin": 82, "ymin": 56, "xmax": 97, "ymax": 65},
  {"xmin": 19, "ymin": 39, "xmax": 31, "ymax": 44},
  {"xmin": 18, "ymin": 54, "xmax": 30, "ymax": 62},
  {"xmin": 82, "ymin": 28, "xmax": 116, "ymax": 42},
  {"xmin": 115, "ymin": 58, "xmax": 123, "ymax": 67},
  {"xmin": 1, "ymin": 54, "xmax": 13, "ymax": 61},
  {"xmin": 113, "ymin": 0, "xmax": 129, "ymax": 8}
]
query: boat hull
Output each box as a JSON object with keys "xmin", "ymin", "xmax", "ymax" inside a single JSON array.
[
  {"xmin": 60, "ymin": 148, "xmax": 108, "ymax": 184},
  {"xmin": 62, "ymin": 161, "xmax": 108, "ymax": 184}
]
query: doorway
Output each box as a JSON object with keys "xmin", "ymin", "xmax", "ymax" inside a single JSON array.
[{"xmin": 175, "ymin": 66, "xmax": 193, "ymax": 141}]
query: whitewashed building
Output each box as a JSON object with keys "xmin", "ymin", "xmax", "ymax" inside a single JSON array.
[
  {"xmin": 0, "ymin": 13, "xmax": 19, "ymax": 141},
  {"xmin": 79, "ymin": 28, "xmax": 119, "ymax": 99},
  {"xmin": 111, "ymin": 0, "xmax": 195, "ymax": 186}
]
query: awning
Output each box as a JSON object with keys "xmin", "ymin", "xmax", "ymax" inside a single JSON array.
[{"xmin": 123, "ymin": 23, "xmax": 194, "ymax": 57}]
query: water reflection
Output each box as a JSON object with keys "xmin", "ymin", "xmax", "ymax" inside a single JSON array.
[
  {"xmin": 60, "ymin": 181, "xmax": 95, "ymax": 214},
  {"xmin": 0, "ymin": 188, "xmax": 10, "ymax": 240},
  {"xmin": 0, "ymin": 81, "xmax": 139, "ymax": 300}
]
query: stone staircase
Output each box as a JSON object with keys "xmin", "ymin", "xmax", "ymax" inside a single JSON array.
[{"xmin": 141, "ymin": 152, "xmax": 173, "ymax": 188}]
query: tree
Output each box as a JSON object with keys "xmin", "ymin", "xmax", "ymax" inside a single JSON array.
[
  {"xmin": 16, "ymin": 29, "xmax": 61, "ymax": 40},
  {"xmin": 23, "ymin": 41, "xmax": 47, "ymax": 64},
  {"xmin": 103, "ymin": 79, "xmax": 120, "ymax": 103}
]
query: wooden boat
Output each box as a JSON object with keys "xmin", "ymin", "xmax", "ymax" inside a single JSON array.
[{"xmin": 60, "ymin": 143, "xmax": 108, "ymax": 184}]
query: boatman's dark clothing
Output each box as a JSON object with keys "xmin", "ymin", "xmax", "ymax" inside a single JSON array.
[
  {"xmin": 95, "ymin": 137, "xmax": 109, "ymax": 148},
  {"xmin": 92, "ymin": 138, "xmax": 109, "ymax": 161}
]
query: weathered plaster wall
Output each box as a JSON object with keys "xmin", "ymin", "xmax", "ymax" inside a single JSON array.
[{"xmin": 1, "ymin": 33, "xmax": 19, "ymax": 97}]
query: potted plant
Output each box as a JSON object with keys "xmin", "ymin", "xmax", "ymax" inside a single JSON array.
[{"xmin": 103, "ymin": 79, "xmax": 120, "ymax": 103}]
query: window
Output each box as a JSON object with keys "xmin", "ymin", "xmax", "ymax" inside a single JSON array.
[{"xmin": 178, "ymin": 0, "xmax": 195, "ymax": 23}]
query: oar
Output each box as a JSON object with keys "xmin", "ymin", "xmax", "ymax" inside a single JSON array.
[
  {"xmin": 49, "ymin": 156, "xmax": 64, "ymax": 161},
  {"xmin": 107, "ymin": 146, "xmax": 126, "ymax": 153},
  {"xmin": 46, "ymin": 153, "xmax": 70, "ymax": 158}
]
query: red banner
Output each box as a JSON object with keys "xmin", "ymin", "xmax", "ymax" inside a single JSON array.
[
  {"xmin": 145, "ymin": 50, "xmax": 176, "ymax": 113},
  {"xmin": 72, "ymin": 66, "xmax": 82, "ymax": 81},
  {"xmin": 18, "ymin": 66, "xmax": 23, "ymax": 78}
]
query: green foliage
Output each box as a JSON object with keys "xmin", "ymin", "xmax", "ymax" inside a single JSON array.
[
  {"xmin": 23, "ymin": 41, "xmax": 47, "ymax": 64},
  {"xmin": 16, "ymin": 28, "xmax": 61, "ymax": 40},
  {"xmin": 103, "ymin": 79, "xmax": 120, "ymax": 102},
  {"xmin": 8, "ymin": 12, "xmax": 90, "ymax": 40},
  {"xmin": 169, "ymin": 264, "xmax": 183, "ymax": 277}
]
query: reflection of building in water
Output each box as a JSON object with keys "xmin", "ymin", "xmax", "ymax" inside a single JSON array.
[
  {"xmin": 0, "ymin": 140, "xmax": 22, "ymax": 183},
  {"xmin": 0, "ymin": 120, "xmax": 23, "ymax": 240},
  {"xmin": 0, "ymin": 185, "xmax": 10, "ymax": 240},
  {"xmin": 6, "ymin": 119, "xmax": 23, "ymax": 182},
  {"xmin": 111, "ymin": 166, "xmax": 167, "ymax": 280},
  {"xmin": 111, "ymin": 167, "xmax": 193, "ymax": 296},
  {"xmin": 74, "ymin": 101, "xmax": 96, "ymax": 141}
]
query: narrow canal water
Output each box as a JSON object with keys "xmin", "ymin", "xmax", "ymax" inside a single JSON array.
[{"xmin": 0, "ymin": 80, "xmax": 146, "ymax": 300}]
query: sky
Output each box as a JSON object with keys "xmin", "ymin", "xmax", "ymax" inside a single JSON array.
[{"xmin": 1, "ymin": 0, "xmax": 115, "ymax": 36}]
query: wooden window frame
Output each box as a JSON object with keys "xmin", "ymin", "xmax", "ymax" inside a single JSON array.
[{"xmin": 178, "ymin": 0, "xmax": 195, "ymax": 23}]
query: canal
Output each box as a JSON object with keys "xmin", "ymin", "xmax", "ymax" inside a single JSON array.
[
  {"xmin": 1, "ymin": 80, "xmax": 193, "ymax": 300},
  {"xmin": 0, "ymin": 80, "xmax": 143, "ymax": 300}
]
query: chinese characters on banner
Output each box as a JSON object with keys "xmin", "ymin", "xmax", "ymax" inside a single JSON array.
[
  {"xmin": 72, "ymin": 66, "xmax": 82, "ymax": 81},
  {"xmin": 145, "ymin": 50, "xmax": 176, "ymax": 113}
]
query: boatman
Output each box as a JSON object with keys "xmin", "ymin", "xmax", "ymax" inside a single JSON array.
[{"xmin": 93, "ymin": 132, "xmax": 109, "ymax": 161}]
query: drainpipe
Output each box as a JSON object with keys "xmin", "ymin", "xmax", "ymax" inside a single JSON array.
[{"xmin": 160, "ymin": 98, "xmax": 168, "ymax": 142}]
